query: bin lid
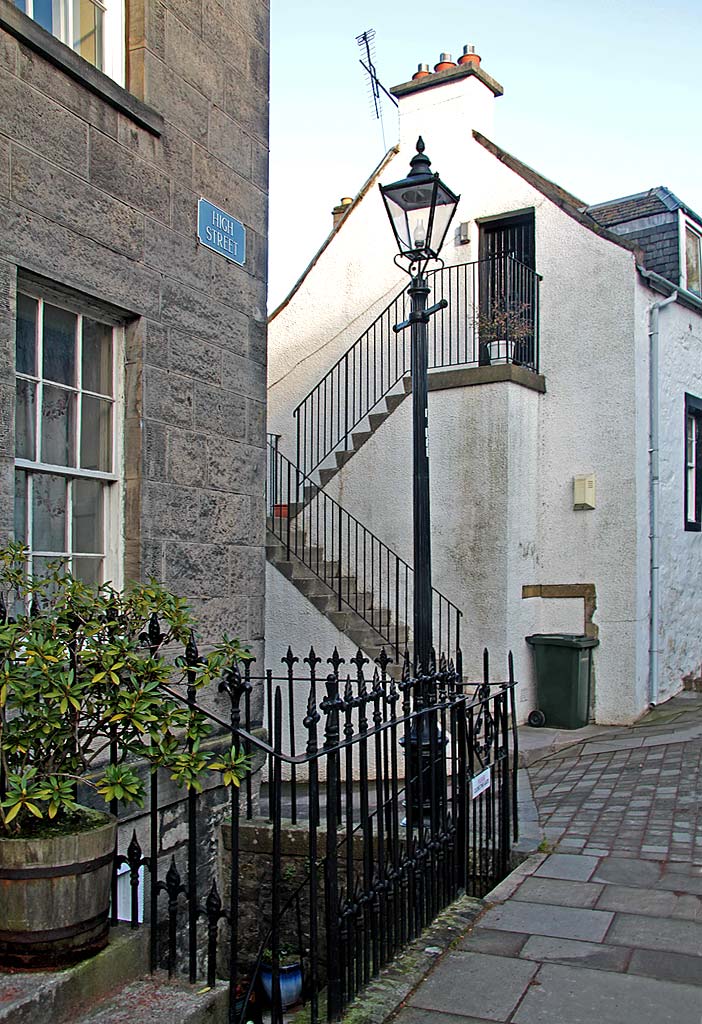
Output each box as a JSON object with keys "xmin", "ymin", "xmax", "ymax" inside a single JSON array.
[{"xmin": 525, "ymin": 633, "xmax": 599, "ymax": 649}]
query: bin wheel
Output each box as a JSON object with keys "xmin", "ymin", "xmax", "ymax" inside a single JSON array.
[{"xmin": 528, "ymin": 709, "xmax": 546, "ymax": 728}]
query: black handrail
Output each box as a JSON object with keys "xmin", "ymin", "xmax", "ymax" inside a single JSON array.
[
  {"xmin": 267, "ymin": 440, "xmax": 461, "ymax": 663},
  {"xmin": 293, "ymin": 256, "xmax": 541, "ymax": 479}
]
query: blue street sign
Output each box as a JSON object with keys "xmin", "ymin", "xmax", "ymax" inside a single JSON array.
[{"xmin": 197, "ymin": 199, "xmax": 246, "ymax": 266}]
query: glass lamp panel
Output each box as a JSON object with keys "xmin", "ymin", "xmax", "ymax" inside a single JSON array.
[
  {"xmin": 429, "ymin": 196, "xmax": 458, "ymax": 254},
  {"xmin": 82, "ymin": 318, "xmax": 113, "ymax": 395},
  {"xmin": 32, "ymin": 473, "xmax": 67, "ymax": 552},
  {"xmin": 16, "ymin": 294, "xmax": 37, "ymax": 376},
  {"xmin": 72, "ymin": 478, "xmax": 104, "ymax": 553},
  {"xmin": 41, "ymin": 385, "xmax": 77, "ymax": 466},
  {"xmin": 15, "ymin": 379, "xmax": 37, "ymax": 459},
  {"xmin": 43, "ymin": 304, "xmax": 77, "ymax": 386},
  {"xmin": 385, "ymin": 196, "xmax": 413, "ymax": 252},
  {"xmin": 14, "ymin": 470, "xmax": 28, "ymax": 544},
  {"xmin": 80, "ymin": 396, "xmax": 112, "ymax": 471}
]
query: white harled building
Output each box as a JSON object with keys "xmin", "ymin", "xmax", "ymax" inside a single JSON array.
[{"xmin": 266, "ymin": 45, "xmax": 702, "ymax": 725}]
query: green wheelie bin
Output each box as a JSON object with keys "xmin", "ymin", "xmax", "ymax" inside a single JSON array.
[{"xmin": 525, "ymin": 634, "xmax": 598, "ymax": 729}]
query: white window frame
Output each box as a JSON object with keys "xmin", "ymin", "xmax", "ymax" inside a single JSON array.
[
  {"xmin": 14, "ymin": 284, "xmax": 124, "ymax": 590},
  {"xmin": 680, "ymin": 213, "xmax": 702, "ymax": 298},
  {"xmin": 13, "ymin": 0, "xmax": 125, "ymax": 86}
]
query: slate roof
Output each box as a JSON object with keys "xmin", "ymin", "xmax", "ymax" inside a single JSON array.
[{"xmin": 586, "ymin": 187, "xmax": 683, "ymax": 225}]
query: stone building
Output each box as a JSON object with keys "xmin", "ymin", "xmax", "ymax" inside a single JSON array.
[{"xmin": 0, "ymin": 0, "xmax": 268, "ymax": 657}]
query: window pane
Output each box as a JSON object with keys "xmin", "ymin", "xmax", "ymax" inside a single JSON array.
[
  {"xmin": 15, "ymin": 379, "xmax": 37, "ymax": 459},
  {"xmin": 41, "ymin": 385, "xmax": 77, "ymax": 466},
  {"xmin": 73, "ymin": 556, "xmax": 102, "ymax": 587},
  {"xmin": 43, "ymin": 304, "xmax": 76, "ymax": 386},
  {"xmin": 72, "ymin": 478, "xmax": 104, "ymax": 553},
  {"xmin": 13, "ymin": 0, "xmax": 28, "ymax": 13},
  {"xmin": 73, "ymin": 0, "xmax": 103, "ymax": 69},
  {"xmin": 82, "ymin": 318, "xmax": 113, "ymax": 395},
  {"xmin": 14, "ymin": 470, "xmax": 28, "ymax": 544},
  {"xmin": 32, "ymin": 473, "xmax": 67, "ymax": 552},
  {"xmin": 32, "ymin": 0, "xmax": 54, "ymax": 33},
  {"xmin": 81, "ymin": 396, "xmax": 112, "ymax": 471},
  {"xmin": 16, "ymin": 294, "xmax": 37, "ymax": 376},
  {"xmin": 686, "ymin": 229, "xmax": 701, "ymax": 296}
]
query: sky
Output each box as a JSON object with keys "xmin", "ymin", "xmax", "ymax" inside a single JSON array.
[{"xmin": 268, "ymin": 0, "xmax": 702, "ymax": 311}]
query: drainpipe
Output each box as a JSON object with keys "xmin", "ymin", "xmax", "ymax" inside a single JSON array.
[{"xmin": 647, "ymin": 287, "xmax": 677, "ymax": 705}]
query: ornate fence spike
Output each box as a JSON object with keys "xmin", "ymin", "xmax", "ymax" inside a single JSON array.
[
  {"xmin": 350, "ymin": 648, "xmax": 369, "ymax": 677},
  {"xmin": 328, "ymin": 646, "xmax": 345, "ymax": 676},
  {"xmin": 402, "ymin": 649, "xmax": 411, "ymax": 682},
  {"xmin": 282, "ymin": 645, "xmax": 299, "ymax": 671},
  {"xmin": 184, "ymin": 629, "xmax": 200, "ymax": 668},
  {"xmin": 508, "ymin": 650, "xmax": 515, "ymax": 684},
  {"xmin": 304, "ymin": 645, "xmax": 322, "ymax": 670},
  {"xmin": 375, "ymin": 646, "xmax": 391, "ymax": 677},
  {"xmin": 205, "ymin": 878, "xmax": 222, "ymax": 919}
]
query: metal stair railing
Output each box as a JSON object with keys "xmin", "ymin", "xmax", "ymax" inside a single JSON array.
[
  {"xmin": 267, "ymin": 440, "xmax": 461, "ymax": 662},
  {"xmin": 293, "ymin": 255, "xmax": 541, "ymax": 479}
]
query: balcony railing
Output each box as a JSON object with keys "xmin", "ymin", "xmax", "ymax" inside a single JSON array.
[{"xmin": 293, "ymin": 255, "xmax": 541, "ymax": 480}]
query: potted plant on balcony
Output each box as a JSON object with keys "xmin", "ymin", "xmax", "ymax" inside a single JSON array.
[
  {"xmin": 475, "ymin": 302, "xmax": 534, "ymax": 366},
  {"xmin": 0, "ymin": 542, "xmax": 252, "ymax": 969}
]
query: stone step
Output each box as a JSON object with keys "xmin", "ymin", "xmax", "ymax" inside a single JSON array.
[
  {"xmin": 368, "ymin": 410, "xmax": 389, "ymax": 432},
  {"xmin": 0, "ymin": 926, "xmax": 148, "ymax": 1024},
  {"xmin": 72, "ymin": 975, "xmax": 228, "ymax": 1024},
  {"xmin": 352, "ymin": 429, "xmax": 372, "ymax": 450},
  {"xmin": 334, "ymin": 448, "xmax": 354, "ymax": 469}
]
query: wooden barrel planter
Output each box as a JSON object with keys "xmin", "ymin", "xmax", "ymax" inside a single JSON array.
[{"xmin": 0, "ymin": 811, "xmax": 117, "ymax": 969}]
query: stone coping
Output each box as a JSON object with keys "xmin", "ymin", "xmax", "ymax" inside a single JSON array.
[{"xmin": 427, "ymin": 364, "xmax": 546, "ymax": 394}]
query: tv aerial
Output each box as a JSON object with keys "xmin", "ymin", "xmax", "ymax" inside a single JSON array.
[{"xmin": 356, "ymin": 29, "xmax": 398, "ymax": 152}]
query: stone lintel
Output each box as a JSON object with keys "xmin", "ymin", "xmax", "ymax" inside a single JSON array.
[{"xmin": 522, "ymin": 583, "xmax": 598, "ymax": 639}]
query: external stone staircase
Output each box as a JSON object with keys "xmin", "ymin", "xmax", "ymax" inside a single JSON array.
[
  {"xmin": 315, "ymin": 376, "xmax": 413, "ymax": 490},
  {"xmin": 266, "ymin": 530, "xmax": 412, "ymax": 675}
]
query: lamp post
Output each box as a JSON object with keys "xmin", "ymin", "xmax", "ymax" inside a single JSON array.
[{"xmin": 379, "ymin": 137, "xmax": 460, "ymax": 672}]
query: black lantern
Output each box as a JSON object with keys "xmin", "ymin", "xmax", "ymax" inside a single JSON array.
[{"xmin": 379, "ymin": 137, "xmax": 460, "ymax": 262}]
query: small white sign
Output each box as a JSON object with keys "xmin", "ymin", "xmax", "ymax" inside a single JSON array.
[{"xmin": 470, "ymin": 766, "xmax": 491, "ymax": 800}]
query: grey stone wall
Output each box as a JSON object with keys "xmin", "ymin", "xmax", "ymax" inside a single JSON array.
[{"xmin": 0, "ymin": 0, "xmax": 268, "ymax": 659}]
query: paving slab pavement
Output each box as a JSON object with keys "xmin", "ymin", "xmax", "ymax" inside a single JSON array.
[{"xmin": 390, "ymin": 691, "xmax": 702, "ymax": 1024}]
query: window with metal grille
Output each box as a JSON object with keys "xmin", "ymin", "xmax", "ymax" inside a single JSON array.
[
  {"xmin": 11, "ymin": 0, "xmax": 124, "ymax": 85},
  {"xmin": 14, "ymin": 289, "xmax": 122, "ymax": 585},
  {"xmin": 685, "ymin": 393, "xmax": 702, "ymax": 531}
]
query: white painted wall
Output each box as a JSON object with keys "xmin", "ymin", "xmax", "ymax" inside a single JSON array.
[
  {"xmin": 650, "ymin": 291, "xmax": 702, "ymax": 699},
  {"xmin": 267, "ymin": 61, "xmax": 702, "ymax": 725}
]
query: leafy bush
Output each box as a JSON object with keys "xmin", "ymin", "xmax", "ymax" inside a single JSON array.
[{"xmin": 0, "ymin": 543, "xmax": 252, "ymax": 834}]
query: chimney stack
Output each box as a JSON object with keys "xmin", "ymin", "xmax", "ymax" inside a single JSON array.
[
  {"xmin": 332, "ymin": 196, "xmax": 353, "ymax": 229},
  {"xmin": 458, "ymin": 44, "xmax": 481, "ymax": 66},
  {"xmin": 434, "ymin": 52, "xmax": 456, "ymax": 72}
]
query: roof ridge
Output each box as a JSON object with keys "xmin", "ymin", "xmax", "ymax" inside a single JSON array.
[{"xmin": 471, "ymin": 130, "xmax": 640, "ymax": 256}]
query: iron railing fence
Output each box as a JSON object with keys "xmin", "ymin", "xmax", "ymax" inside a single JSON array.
[
  {"xmin": 96, "ymin": 628, "xmax": 519, "ymax": 1024},
  {"xmin": 293, "ymin": 255, "xmax": 541, "ymax": 479},
  {"xmin": 267, "ymin": 439, "xmax": 462, "ymax": 662}
]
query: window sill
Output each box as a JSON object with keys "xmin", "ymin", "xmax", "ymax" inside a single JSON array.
[{"xmin": 0, "ymin": 0, "xmax": 163, "ymax": 136}]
